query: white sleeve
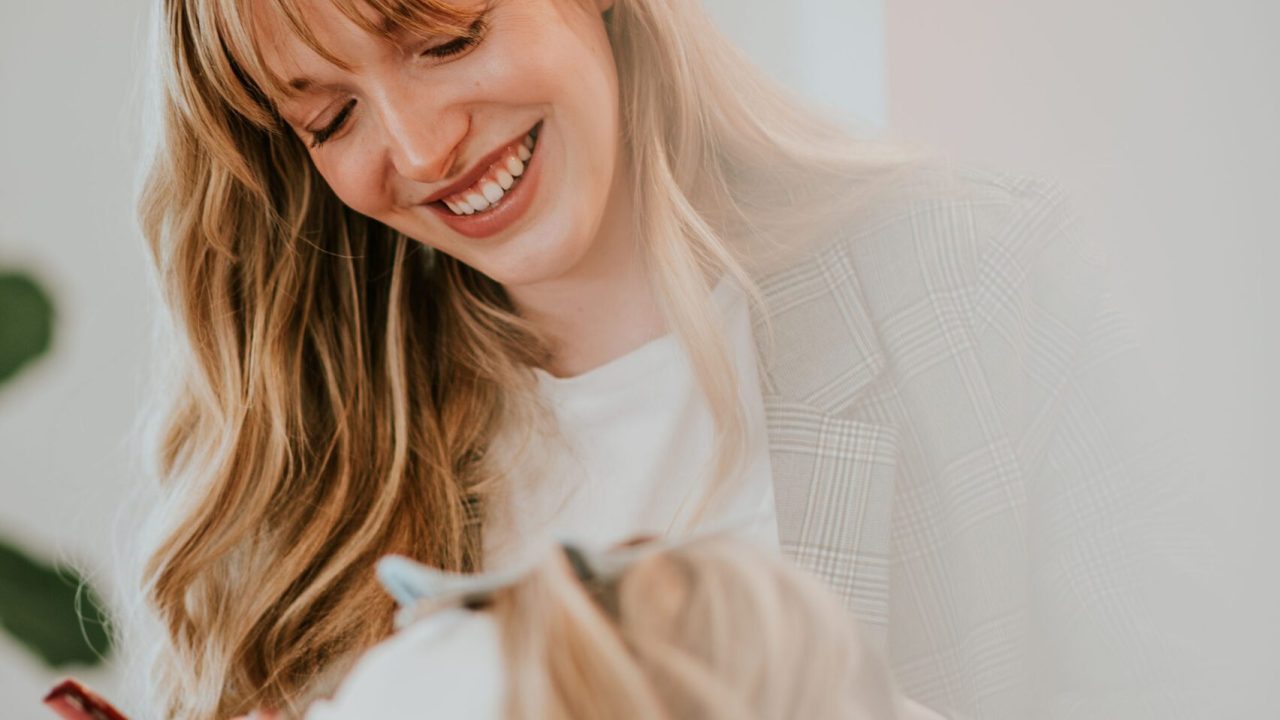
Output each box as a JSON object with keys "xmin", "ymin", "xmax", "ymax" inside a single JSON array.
[{"xmin": 305, "ymin": 609, "xmax": 506, "ymax": 720}]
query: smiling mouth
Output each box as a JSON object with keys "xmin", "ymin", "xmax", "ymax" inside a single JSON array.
[{"xmin": 430, "ymin": 122, "xmax": 541, "ymax": 216}]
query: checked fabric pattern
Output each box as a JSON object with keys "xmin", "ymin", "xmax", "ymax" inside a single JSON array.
[{"xmin": 750, "ymin": 162, "xmax": 1207, "ymax": 720}]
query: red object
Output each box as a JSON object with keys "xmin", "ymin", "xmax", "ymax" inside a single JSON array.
[{"xmin": 43, "ymin": 679, "xmax": 129, "ymax": 720}]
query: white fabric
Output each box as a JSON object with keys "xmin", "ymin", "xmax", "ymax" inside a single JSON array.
[
  {"xmin": 483, "ymin": 276, "xmax": 781, "ymax": 570},
  {"xmin": 304, "ymin": 609, "xmax": 505, "ymax": 720}
]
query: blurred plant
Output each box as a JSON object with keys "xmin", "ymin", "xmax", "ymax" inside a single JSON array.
[
  {"xmin": 0, "ymin": 269, "xmax": 115, "ymax": 667},
  {"xmin": 0, "ymin": 272, "xmax": 54, "ymax": 383},
  {"xmin": 0, "ymin": 540, "xmax": 114, "ymax": 667}
]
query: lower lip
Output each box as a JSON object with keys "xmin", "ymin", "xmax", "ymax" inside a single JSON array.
[{"xmin": 423, "ymin": 124, "xmax": 544, "ymax": 240}]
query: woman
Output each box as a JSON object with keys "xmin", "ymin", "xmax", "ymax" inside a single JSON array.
[
  {"xmin": 135, "ymin": 0, "xmax": 1192, "ymax": 717},
  {"xmin": 306, "ymin": 532, "xmax": 943, "ymax": 719}
]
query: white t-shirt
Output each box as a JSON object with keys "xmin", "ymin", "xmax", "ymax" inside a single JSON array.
[{"xmin": 483, "ymin": 277, "xmax": 781, "ymax": 570}]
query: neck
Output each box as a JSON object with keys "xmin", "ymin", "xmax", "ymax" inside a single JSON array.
[{"xmin": 503, "ymin": 158, "xmax": 665, "ymax": 379}]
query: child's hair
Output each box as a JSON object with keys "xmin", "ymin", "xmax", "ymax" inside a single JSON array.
[{"xmin": 463, "ymin": 536, "xmax": 906, "ymax": 719}]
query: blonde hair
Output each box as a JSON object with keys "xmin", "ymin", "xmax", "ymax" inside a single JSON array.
[
  {"xmin": 459, "ymin": 535, "xmax": 904, "ymax": 719},
  {"xmin": 134, "ymin": 0, "xmax": 918, "ymax": 716}
]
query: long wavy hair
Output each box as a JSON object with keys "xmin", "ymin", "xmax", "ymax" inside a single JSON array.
[{"xmin": 132, "ymin": 0, "xmax": 917, "ymax": 716}]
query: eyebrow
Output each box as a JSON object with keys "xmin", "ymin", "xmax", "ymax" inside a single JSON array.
[{"xmin": 284, "ymin": 75, "xmax": 346, "ymax": 98}]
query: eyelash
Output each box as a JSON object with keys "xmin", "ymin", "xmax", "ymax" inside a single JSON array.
[
  {"xmin": 309, "ymin": 100, "xmax": 355, "ymax": 147},
  {"xmin": 426, "ymin": 19, "xmax": 487, "ymax": 59},
  {"xmin": 307, "ymin": 17, "xmax": 488, "ymax": 149}
]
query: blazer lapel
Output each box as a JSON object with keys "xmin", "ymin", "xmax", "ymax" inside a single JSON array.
[
  {"xmin": 750, "ymin": 242, "xmax": 900, "ymax": 647},
  {"xmin": 750, "ymin": 240, "xmax": 885, "ymax": 412}
]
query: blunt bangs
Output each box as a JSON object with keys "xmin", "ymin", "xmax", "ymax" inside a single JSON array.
[{"xmin": 188, "ymin": 0, "xmax": 481, "ymax": 127}]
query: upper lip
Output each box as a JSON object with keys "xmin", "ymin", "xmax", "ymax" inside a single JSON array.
[{"xmin": 420, "ymin": 123, "xmax": 537, "ymax": 204}]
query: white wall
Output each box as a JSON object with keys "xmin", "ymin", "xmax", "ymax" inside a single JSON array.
[
  {"xmin": 0, "ymin": 2, "xmax": 153, "ymax": 715},
  {"xmin": 702, "ymin": 0, "xmax": 887, "ymax": 128}
]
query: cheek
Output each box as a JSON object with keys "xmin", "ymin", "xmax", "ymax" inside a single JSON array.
[
  {"xmin": 313, "ymin": 147, "xmax": 391, "ymax": 219},
  {"xmin": 482, "ymin": 3, "xmax": 615, "ymax": 107}
]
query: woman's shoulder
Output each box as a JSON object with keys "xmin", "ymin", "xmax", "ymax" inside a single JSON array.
[
  {"xmin": 749, "ymin": 158, "xmax": 1095, "ymax": 411},
  {"xmin": 783, "ymin": 158, "xmax": 1087, "ymax": 333},
  {"xmin": 835, "ymin": 158, "xmax": 1075, "ymax": 274},
  {"xmin": 755, "ymin": 158, "xmax": 1076, "ymax": 289},
  {"xmin": 871, "ymin": 158, "xmax": 1064, "ymax": 210}
]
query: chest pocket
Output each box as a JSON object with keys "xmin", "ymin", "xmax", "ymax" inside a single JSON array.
[{"xmin": 765, "ymin": 398, "xmax": 899, "ymax": 649}]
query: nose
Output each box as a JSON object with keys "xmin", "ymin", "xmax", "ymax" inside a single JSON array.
[{"xmin": 377, "ymin": 90, "xmax": 468, "ymax": 184}]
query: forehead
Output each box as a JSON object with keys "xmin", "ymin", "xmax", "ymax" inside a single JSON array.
[{"xmin": 237, "ymin": 0, "xmax": 480, "ymax": 100}]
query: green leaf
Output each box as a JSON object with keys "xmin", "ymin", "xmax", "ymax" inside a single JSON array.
[
  {"xmin": 0, "ymin": 272, "xmax": 55, "ymax": 386},
  {"xmin": 0, "ymin": 539, "xmax": 113, "ymax": 668}
]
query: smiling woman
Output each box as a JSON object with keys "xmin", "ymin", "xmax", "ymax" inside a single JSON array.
[
  {"xmin": 248, "ymin": 0, "xmax": 630, "ymax": 289},
  {"xmin": 132, "ymin": 0, "xmax": 1199, "ymax": 717},
  {"xmin": 136, "ymin": 0, "xmax": 912, "ymax": 716}
]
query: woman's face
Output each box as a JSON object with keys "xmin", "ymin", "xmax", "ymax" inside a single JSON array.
[{"xmin": 258, "ymin": 0, "xmax": 623, "ymax": 288}]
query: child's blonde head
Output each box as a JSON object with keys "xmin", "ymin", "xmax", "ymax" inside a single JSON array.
[{"xmin": 470, "ymin": 536, "xmax": 905, "ymax": 719}]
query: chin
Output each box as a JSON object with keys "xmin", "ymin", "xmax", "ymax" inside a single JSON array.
[
  {"xmin": 474, "ymin": 227, "xmax": 593, "ymax": 290},
  {"xmin": 476, "ymin": 252, "xmax": 571, "ymax": 290}
]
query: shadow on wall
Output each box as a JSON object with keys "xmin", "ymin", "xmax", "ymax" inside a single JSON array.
[{"xmin": 0, "ymin": 270, "xmax": 114, "ymax": 670}]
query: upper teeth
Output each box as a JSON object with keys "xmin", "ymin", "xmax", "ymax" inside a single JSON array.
[{"xmin": 442, "ymin": 131, "xmax": 537, "ymax": 215}]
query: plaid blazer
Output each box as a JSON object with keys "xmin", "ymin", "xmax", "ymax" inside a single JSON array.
[{"xmin": 752, "ymin": 163, "xmax": 1204, "ymax": 719}]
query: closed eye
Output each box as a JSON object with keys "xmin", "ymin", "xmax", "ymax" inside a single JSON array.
[
  {"xmin": 422, "ymin": 18, "xmax": 487, "ymax": 60},
  {"xmin": 303, "ymin": 17, "xmax": 487, "ymax": 149},
  {"xmin": 308, "ymin": 99, "xmax": 355, "ymax": 148}
]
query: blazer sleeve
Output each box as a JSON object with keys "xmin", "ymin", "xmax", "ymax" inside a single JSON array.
[{"xmin": 968, "ymin": 179, "xmax": 1215, "ymax": 719}]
